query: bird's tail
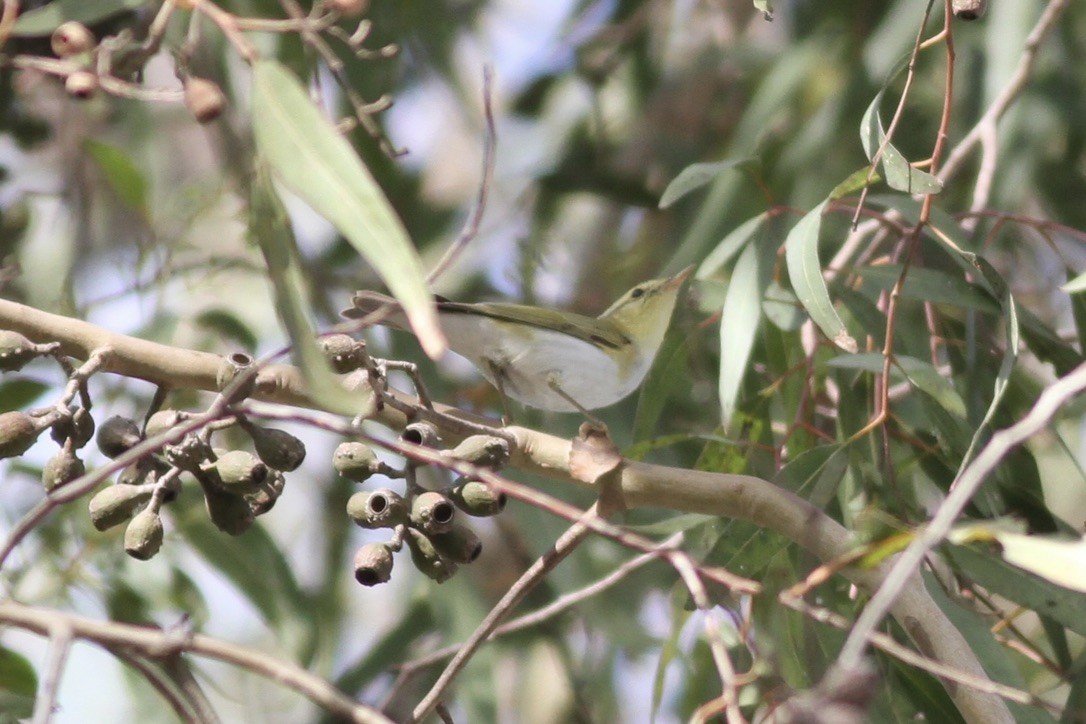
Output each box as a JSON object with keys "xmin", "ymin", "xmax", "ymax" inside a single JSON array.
[{"xmin": 341, "ymin": 291, "xmax": 411, "ymax": 330}]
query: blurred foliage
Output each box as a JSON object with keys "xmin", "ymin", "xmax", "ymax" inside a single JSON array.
[{"xmin": 1, "ymin": 0, "xmax": 1086, "ymax": 722}]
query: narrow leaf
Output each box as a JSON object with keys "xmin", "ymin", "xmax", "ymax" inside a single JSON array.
[
  {"xmin": 12, "ymin": 0, "xmax": 143, "ymax": 35},
  {"xmin": 784, "ymin": 200, "xmax": 857, "ymax": 352},
  {"xmin": 251, "ymin": 60, "xmax": 445, "ymax": 358},
  {"xmin": 718, "ymin": 242, "xmax": 763, "ymax": 426},
  {"xmin": 659, "ymin": 158, "xmax": 755, "ymax": 209},
  {"xmin": 84, "ymin": 140, "xmax": 149, "ymax": 213},
  {"xmin": 860, "ymin": 92, "xmax": 942, "ymax": 194},
  {"xmin": 696, "ymin": 213, "xmax": 765, "ymax": 279},
  {"xmin": 250, "ymin": 166, "xmax": 376, "ymax": 417}
]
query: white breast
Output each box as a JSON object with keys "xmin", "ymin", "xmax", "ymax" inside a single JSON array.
[{"xmin": 438, "ymin": 314, "xmax": 645, "ymax": 411}]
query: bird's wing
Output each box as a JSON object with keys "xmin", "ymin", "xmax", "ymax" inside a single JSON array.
[{"xmin": 438, "ymin": 302, "xmax": 632, "ymax": 350}]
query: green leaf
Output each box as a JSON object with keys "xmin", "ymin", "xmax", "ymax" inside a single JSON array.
[
  {"xmin": 784, "ymin": 200, "xmax": 858, "ymax": 352},
  {"xmin": 860, "ymin": 92, "xmax": 942, "ymax": 194},
  {"xmin": 175, "ymin": 501, "xmax": 318, "ymax": 663},
  {"xmin": 945, "ymin": 544, "xmax": 1086, "ymax": 639},
  {"xmin": 0, "ymin": 645, "xmax": 36, "ymax": 719},
  {"xmin": 84, "ymin": 140, "xmax": 148, "ymax": 213},
  {"xmin": 774, "ymin": 444, "xmax": 849, "ymax": 508},
  {"xmin": 696, "ymin": 213, "xmax": 765, "ymax": 279},
  {"xmin": 194, "ymin": 308, "xmax": 259, "ymax": 353},
  {"xmin": 828, "ymin": 352, "xmax": 966, "ymax": 418},
  {"xmin": 11, "ymin": 0, "xmax": 143, "ymax": 36},
  {"xmin": 718, "ymin": 242, "xmax": 764, "ymax": 427},
  {"xmin": 251, "ymin": 59, "xmax": 444, "ymax": 358},
  {"xmin": 761, "ymin": 281, "xmax": 803, "ymax": 331},
  {"xmin": 828, "ymin": 166, "xmax": 883, "ymax": 199},
  {"xmin": 855, "ymin": 265, "xmax": 1000, "ymax": 314},
  {"xmin": 1062, "ymin": 269, "xmax": 1086, "ymax": 294},
  {"xmin": 0, "ymin": 378, "xmax": 50, "ymax": 411},
  {"xmin": 921, "ymin": 570, "xmax": 1053, "ymax": 724},
  {"xmin": 659, "ymin": 158, "xmax": 756, "ymax": 209},
  {"xmin": 249, "ymin": 166, "xmax": 375, "ymax": 417}
]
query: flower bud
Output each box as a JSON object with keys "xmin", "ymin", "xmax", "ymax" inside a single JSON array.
[
  {"xmin": 184, "ymin": 77, "xmax": 226, "ymax": 124},
  {"xmin": 65, "ymin": 71, "xmax": 98, "ymax": 99},
  {"xmin": 41, "ymin": 448, "xmax": 85, "ymax": 491},
  {"xmin": 405, "ymin": 528, "xmax": 456, "ymax": 583},
  {"xmin": 401, "ymin": 422, "xmax": 441, "ymax": 448},
  {"xmin": 431, "ymin": 524, "xmax": 482, "ymax": 564},
  {"xmin": 202, "ymin": 485, "xmax": 254, "ymax": 536},
  {"xmin": 0, "ymin": 330, "xmax": 36, "ymax": 371},
  {"xmin": 447, "ymin": 435, "xmax": 509, "ymax": 469},
  {"xmin": 449, "ymin": 479, "xmax": 506, "ymax": 517},
  {"xmin": 243, "ymin": 423, "xmax": 306, "ymax": 472},
  {"xmin": 124, "ymin": 509, "xmax": 163, "ymax": 560},
  {"xmin": 352, "ymin": 542, "xmax": 394, "ymax": 586},
  {"xmin": 209, "ymin": 450, "xmax": 268, "ymax": 495},
  {"xmin": 333, "ymin": 441, "xmax": 383, "ymax": 482},
  {"xmin": 96, "ymin": 415, "xmax": 142, "ymax": 458},
  {"xmin": 319, "ymin": 334, "xmax": 363, "ymax": 373},
  {"xmin": 51, "ymin": 21, "xmax": 95, "ymax": 57},
  {"xmin": 410, "ymin": 491, "xmax": 455, "ymax": 535},
  {"xmin": 0, "ymin": 411, "xmax": 42, "ymax": 459},
  {"xmin": 346, "ymin": 488, "xmax": 407, "ymax": 529},
  {"xmin": 89, "ymin": 484, "xmax": 152, "ymax": 531}
]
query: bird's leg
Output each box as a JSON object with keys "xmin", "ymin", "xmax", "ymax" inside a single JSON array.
[
  {"xmin": 485, "ymin": 359, "xmax": 515, "ymax": 426},
  {"xmin": 546, "ymin": 373, "xmax": 605, "ymax": 428}
]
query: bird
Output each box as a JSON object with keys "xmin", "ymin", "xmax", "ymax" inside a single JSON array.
[{"xmin": 342, "ymin": 266, "xmax": 693, "ymax": 413}]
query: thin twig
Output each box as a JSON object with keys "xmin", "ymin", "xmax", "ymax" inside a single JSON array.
[
  {"xmin": 427, "ymin": 65, "xmax": 497, "ymax": 285},
  {"xmin": 408, "ymin": 504, "xmax": 600, "ymax": 722},
  {"xmin": 32, "ymin": 622, "xmax": 73, "ymax": 724},
  {"xmin": 838, "ymin": 359, "xmax": 1086, "ymax": 667}
]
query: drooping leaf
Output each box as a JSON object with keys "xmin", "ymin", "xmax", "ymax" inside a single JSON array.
[
  {"xmin": 784, "ymin": 200, "xmax": 858, "ymax": 352},
  {"xmin": 249, "ymin": 166, "xmax": 375, "ymax": 417},
  {"xmin": 860, "ymin": 92, "xmax": 942, "ymax": 194},
  {"xmin": 659, "ymin": 158, "xmax": 756, "ymax": 209},
  {"xmin": 84, "ymin": 140, "xmax": 149, "ymax": 214},
  {"xmin": 12, "ymin": 0, "xmax": 143, "ymax": 35},
  {"xmin": 251, "ymin": 60, "xmax": 444, "ymax": 358},
  {"xmin": 718, "ymin": 240, "xmax": 768, "ymax": 427},
  {"xmin": 193, "ymin": 308, "xmax": 258, "ymax": 353},
  {"xmin": 696, "ymin": 213, "xmax": 766, "ymax": 279},
  {"xmin": 0, "ymin": 645, "xmax": 36, "ymax": 718}
]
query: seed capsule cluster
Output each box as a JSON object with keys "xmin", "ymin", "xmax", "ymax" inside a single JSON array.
[
  {"xmin": 87, "ymin": 409, "xmax": 306, "ymax": 560},
  {"xmin": 340, "ymin": 427, "xmax": 509, "ymax": 587}
]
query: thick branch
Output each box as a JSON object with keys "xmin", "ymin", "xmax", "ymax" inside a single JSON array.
[{"xmin": 0, "ymin": 298, "xmax": 1010, "ymax": 722}]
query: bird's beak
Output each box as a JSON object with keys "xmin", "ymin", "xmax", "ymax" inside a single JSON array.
[{"xmin": 664, "ymin": 265, "xmax": 695, "ymax": 290}]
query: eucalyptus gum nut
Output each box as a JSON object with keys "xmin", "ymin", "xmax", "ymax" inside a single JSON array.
[
  {"xmin": 449, "ymin": 480, "xmax": 507, "ymax": 517},
  {"xmin": 65, "ymin": 71, "xmax": 98, "ymax": 99},
  {"xmin": 431, "ymin": 524, "xmax": 482, "ymax": 564},
  {"xmin": 410, "ymin": 491, "xmax": 455, "ymax": 535},
  {"xmin": 215, "ymin": 352, "xmax": 255, "ymax": 401},
  {"xmin": 96, "ymin": 415, "xmax": 142, "ymax": 458},
  {"xmin": 124, "ymin": 510, "xmax": 163, "ymax": 560},
  {"xmin": 447, "ymin": 435, "xmax": 510, "ymax": 469},
  {"xmin": 184, "ymin": 77, "xmax": 226, "ymax": 124},
  {"xmin": 0, "ymin": 330, "xmax": 36, "ymax": 371},
  {"xmin": 50, "ymin": 407, "xmax": 95, "ymax": 448},
  {"xmin": 405, "ymin": 528, "xmax": 457, "ymax": 583},
  {"xmin": 352, "ymin": 542, "xmax": 394, "ymax": 586},
  {"xmin": 400, "ymin": 422, "xmax": 440, "ymax": 448},
  {"xmin": 144, "ymin": 410, "xmax": 184, "ymax": 439},
  {"xmin": 247, "ymin": 469, "xmax": 286, "ymax": 516},
  {"xmin": 210, "ymin": 450, "xmax": 268, "ymax": 495},
  {"xmin": 51, "ymin": 21, "xmax": 95, "ymax": 57},
  {"xmin": 333, "ymin": 441, "xmax": 381, "ymax": 482},
  {"xmin": 319, "ymin": 334, "xmax": 362, "ymax": 373},
  {"xmin": 346, "ymin": 488, "xmax": 407, "ymax": 529},
  {"xmin": 203, "ymin": 486, "xmax": 254, "ymax": 536},
  {"xmin": 0, "ymin": 411, "xmax": 41, "ymax": 459},
  {"xmin": 41, "ymin": 449, "xmax": 85, "ymax": 491},
  {"xmin": 89, "ymin": 485, "xmax": 152, "ymax": 531},
  {"xmin": 246, "ymin": 425, "xmax": 306, "ymax": 472}
]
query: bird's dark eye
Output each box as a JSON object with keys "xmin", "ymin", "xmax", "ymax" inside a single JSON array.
[{"xmin": 630, "ymin": 287, "xmax": 645, "ymax": 299}]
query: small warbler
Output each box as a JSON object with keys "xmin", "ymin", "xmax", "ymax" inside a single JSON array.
[{"xmin": 342, "ymin": 266, "xmax": 692, "ymax": 412}]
